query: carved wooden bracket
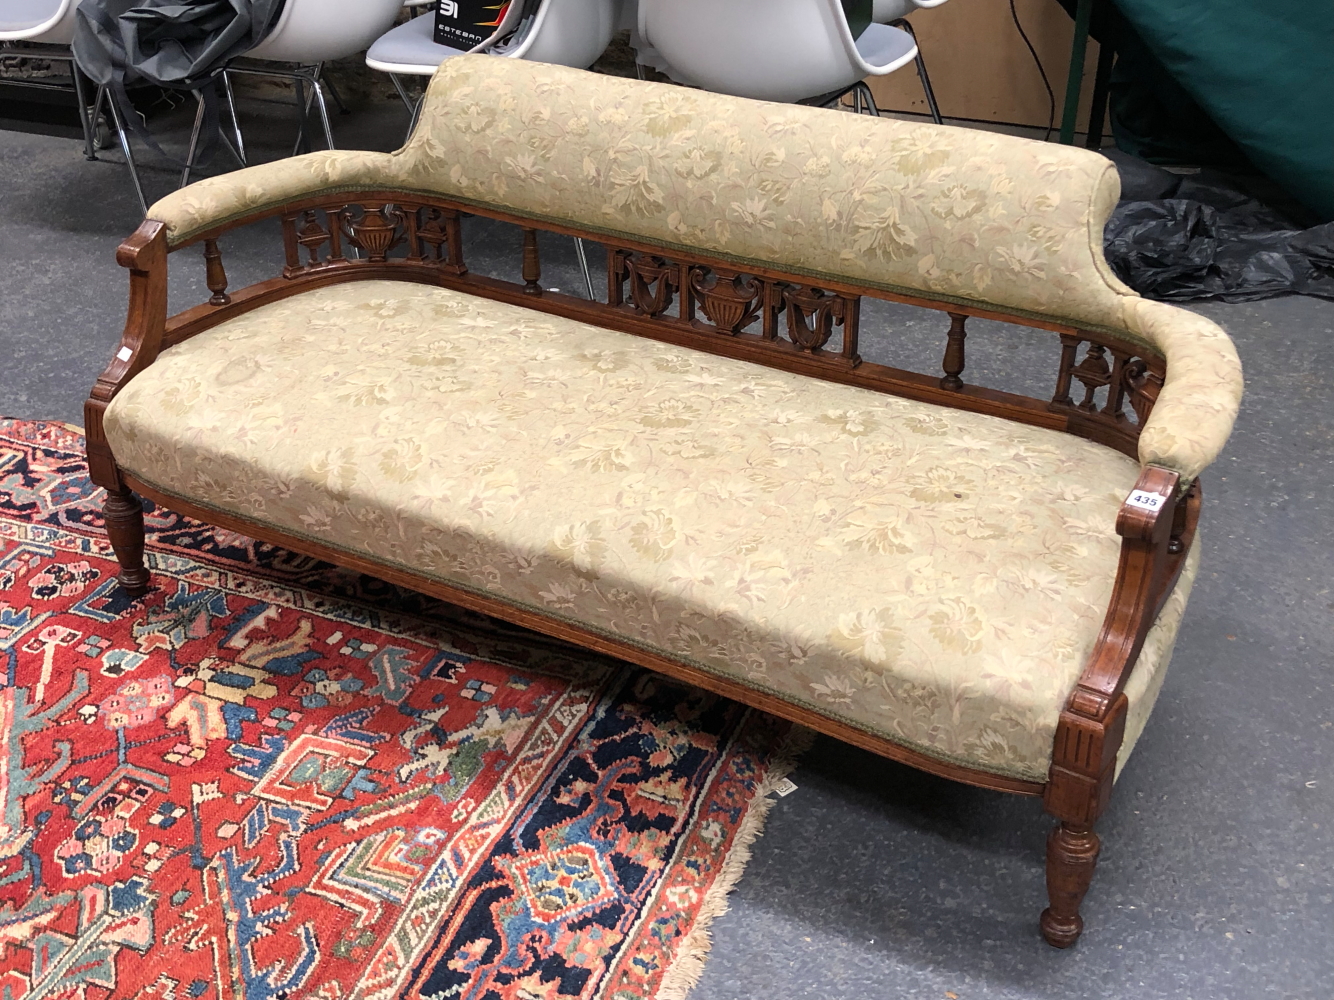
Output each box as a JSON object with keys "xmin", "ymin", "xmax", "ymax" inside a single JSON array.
[{"xmin": 85, "ymin": 220, "xmax": 169, "ymax": 491}]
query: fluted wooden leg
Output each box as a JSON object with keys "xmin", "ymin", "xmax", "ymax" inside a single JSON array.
[
  {"xmin": 1040, "ymin": 821, "xmax": 1100, "ymax": 948},
  {"xmin": 103, "ymin": 488, "xmax": 150, "ymax": 597}
]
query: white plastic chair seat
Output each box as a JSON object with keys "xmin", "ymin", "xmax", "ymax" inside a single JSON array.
[
  {"xmin": 0, "ymin": 0, "xmax": 76, "ymax": 43},
  {"xmin": 853, "ymin": 22, "xmax": 917, "ymax": 75},
  {"xmin": 366, "ymin": 14, "xmax": 469, "ymax": 76}
]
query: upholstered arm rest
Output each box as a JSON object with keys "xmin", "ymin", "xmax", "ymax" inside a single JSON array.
[
  {"xmin": 143, "ymin": 55, "xmax": 1243, "ymax": 484},
  {"xmin": 147, "ymin": 150, "xmax": 406, "ymax": 246},
  {"xmin": 1125, "ymin": 299, "xmax": 1244, "ymax": 485}
]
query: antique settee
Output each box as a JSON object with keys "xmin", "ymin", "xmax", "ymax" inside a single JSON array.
[{"xmin": 86, "ymin": 54, "xmax": 1243, "ymax": 947}]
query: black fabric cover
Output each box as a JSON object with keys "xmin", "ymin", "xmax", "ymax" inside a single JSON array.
[{"xmin": 73, "ymin": 0, "xmax": 284, "ymax": 90}]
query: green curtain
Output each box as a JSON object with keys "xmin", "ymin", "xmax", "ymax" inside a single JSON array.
[
  {"xmin": 842, "ymin": 0, "xmax": 872, "ymax": 40},
  {"xmin": 1111, "ymin": 0, "xmax": 1334, "ymax": 221}
]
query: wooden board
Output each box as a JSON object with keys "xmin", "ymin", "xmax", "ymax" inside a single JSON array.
[{"xmin": 867, "ymin": 0, "xmax": 1106, "ymax": 132}]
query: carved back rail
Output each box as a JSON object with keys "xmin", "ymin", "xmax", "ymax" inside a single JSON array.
[{"xmin": 156, "ymin": 192, "xmax": 1165, "ymax": 460}]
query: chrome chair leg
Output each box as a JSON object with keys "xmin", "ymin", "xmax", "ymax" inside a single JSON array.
[
  {"xmin": 104, "ymin": 89, "xmax": 148, "ymax": 215},
  {"xmin": 180, "ymin": 90, "xmax": 207, "ymax": 188},
  {"xmin": 221, "ymin": 70, "xmax": 247, "ymax": 165},
  {"xmin": 309, "ymin": 65, "xmax": 336, "ymax": 150},
  {"xmin": 322, "ymin": 73, "xmax": 350, "ymax": 115},
  {"xmin": 573, "ymin": 238, "xmax": 595, "ymax": 300},
  {"xmin": 407, "ymin": 91, "xmax": 426, "ymax": 139},
  {"xmin": 389, "ymin": 73, "xmax": 417, "ymax": 116}
]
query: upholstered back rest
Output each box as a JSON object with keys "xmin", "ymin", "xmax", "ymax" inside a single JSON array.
[
  {"xmin": 146, "ymin": 55, "xmax": 1243, "ymax": 483},
  {"xmin": 397, "ymin": 56, "xmax": 1136, "ymax": 337}
]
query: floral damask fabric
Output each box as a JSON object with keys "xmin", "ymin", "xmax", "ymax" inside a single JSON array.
[
  {"xmin": 145, "ymin": 56, "xmax": 1241, "ymax": 485},
  {"xmin": 1124, "ymin": 298, "xmax": 1245, "ymax": 488},
  {"xmin": 105, "ymin": 282, "xmax": 1198, "ymax": 781}
]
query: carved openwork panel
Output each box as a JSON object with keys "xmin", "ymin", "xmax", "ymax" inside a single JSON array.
[
  {"xmin": 1050, "ymin": 334, "xmax": 1164, "ymax": 439},
  {"xmin": 689, "ymin": 268, "xmax": 763, "ymax": 334},
  {"xmin": 608, "ymin": 248, "xmax": 861, "ymax": 367},
  {"xmin": 280, "ymin": 201, "xmax": 466, "ymax": 277}
]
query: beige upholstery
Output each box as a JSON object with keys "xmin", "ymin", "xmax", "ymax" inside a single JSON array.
[
  {"xmin": 105, "ymin": 282, "xmax": 1199, "ymax": 782},
  {"xmin": 144, "ymin": 56, "xmax": 1242, "ymax": 485}
]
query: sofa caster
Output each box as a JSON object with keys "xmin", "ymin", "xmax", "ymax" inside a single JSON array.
[
  {"xmin": 1040, "ymin": 821, "xmax": 1100, "ymax": 948},
  {"xmin": 103, "ymin": 487, "xmax": 150, "ymax": 597}
]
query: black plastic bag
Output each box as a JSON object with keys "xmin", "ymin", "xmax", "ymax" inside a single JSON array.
[
  {"xmin": 1102, "ymin": 153, "xmax": 1334, "ymax": 303},
  {"xmin": 73, "ymin": 0, "xmax": 283, "ymax": 166}
]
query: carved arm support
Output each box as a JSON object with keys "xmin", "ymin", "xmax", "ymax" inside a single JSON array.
[
  {"xmin": 1044, "ymin": 463, "xmax": 1198, "ymax": 825},
  {"xmin": 84, "ymin": 220, "xmax": 169, "ymax": 491}
]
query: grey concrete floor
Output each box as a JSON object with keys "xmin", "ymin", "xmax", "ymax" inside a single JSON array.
[{"xmin": 1, "ymin": 85, "xmax": 1331, "ymax": 1000}]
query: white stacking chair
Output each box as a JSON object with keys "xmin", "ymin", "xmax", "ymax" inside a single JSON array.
[
  {"xmin": 0, "ymin": 0, "xmax": 99, "ymax": 158},
  {"xmin": 635, "ymin": 0, "xmax": 919, "ymax": 115},
  {"xmin": 368, "ymin": 0, "xmax": 615, "ymax": 118},
  {"xmin": 226, "ymin": 0, "xmax": 406, "ymax": 156},
  {"xmin": 366, "ymin": 0, "xmax": 617, "ymax": 299}
]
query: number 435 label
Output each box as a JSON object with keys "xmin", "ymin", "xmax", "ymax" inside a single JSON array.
[{"xmin": 1126, "ymin": 489, "xmax": 1167, "ymax": 511}]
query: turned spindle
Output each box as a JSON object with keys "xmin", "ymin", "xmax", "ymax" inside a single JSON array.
[
  {"xmin": 940, "ymin": 312, "xmax": 967, "ymax": 390},
  {"xmin": 522, "ymin": 228, "xmax": 541, "ymax": 295},
  {"xmin": 203, "ymin": 238, "xmax": 230, "ymax": 306}
]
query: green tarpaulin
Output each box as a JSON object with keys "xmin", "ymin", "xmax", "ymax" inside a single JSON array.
[{"xmin": 1112, "ymin": 0, "xmax": 1334, "ymax": 222}]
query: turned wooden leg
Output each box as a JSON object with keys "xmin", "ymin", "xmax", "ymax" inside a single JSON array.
[
  {"xmin": 103, "ymin": 488, "xmax": 150, "ymax": 597},
  {"xmin": 1040, "ymin": 821, "xmax": 1101, "ymax": 948}
]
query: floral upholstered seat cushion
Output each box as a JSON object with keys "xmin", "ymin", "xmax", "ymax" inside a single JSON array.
[{"xmin": 103, "ymin": 282, "xmax": 1199, "ymax": 782}]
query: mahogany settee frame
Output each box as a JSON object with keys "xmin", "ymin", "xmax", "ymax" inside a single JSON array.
[{"xmin": 86, "ymin": 192, "xmax": 1200, "ymax": 948}]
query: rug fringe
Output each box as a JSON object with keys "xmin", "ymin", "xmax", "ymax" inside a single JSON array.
[{"xmin": 654, "ymin": 722, "xmax": 816, "ymax": 1000}]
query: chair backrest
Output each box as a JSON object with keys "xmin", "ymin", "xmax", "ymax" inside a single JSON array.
[
  {"xmin": 503, "ymin": 0, "xmax": 615, "ymax": 68},
  {"xmin": 246, "ymin": 0, "xmax": 405, "ymax": 63},
  {"xmin": 637, "ymin": 0, "xmax": 865, "ymax": 103},
  {"xmin": 0, "ymin": 0, "xmax": 75, "ymax": 43}
]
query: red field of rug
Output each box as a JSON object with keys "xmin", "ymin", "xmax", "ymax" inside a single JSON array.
[{"xmin": 0, "ymin": 419, "xmax": 804, "ymax": 1000}]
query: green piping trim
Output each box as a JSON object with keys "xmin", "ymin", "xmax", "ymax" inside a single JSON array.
[{"xmin": 119, "ymin": 462, "xmax": 1050, "ymax": 785}]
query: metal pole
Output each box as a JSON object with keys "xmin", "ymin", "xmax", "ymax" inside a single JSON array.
[
  {"xmin": 1084, "ymin": 33, "xmax": 1116, "ymax": 149},
  {"xmin": 1058, "ymin": 0, "xmax": 1094, "ymax": 145}
]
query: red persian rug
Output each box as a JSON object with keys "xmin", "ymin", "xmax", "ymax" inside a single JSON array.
[{"xmin": 0, "ymin": 419, "xmax": 806, "ymax": 1000}]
